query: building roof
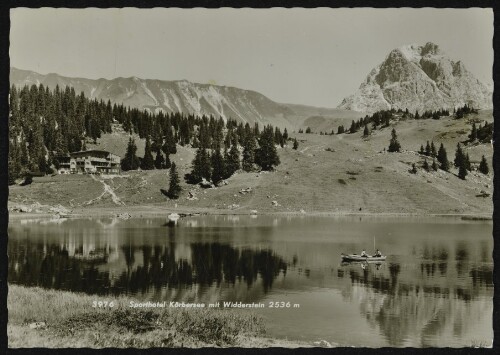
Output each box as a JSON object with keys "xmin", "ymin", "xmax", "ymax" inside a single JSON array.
[{"xmin": 70, "ymin": 150, "xmax": 120, "ymax": 157}]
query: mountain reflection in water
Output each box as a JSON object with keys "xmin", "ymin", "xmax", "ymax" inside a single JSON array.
[{"xmin": 7, "ymin": 216, "xmax": 493, "ymax": 347}]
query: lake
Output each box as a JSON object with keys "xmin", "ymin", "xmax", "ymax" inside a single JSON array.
[{"xmin": 8, "ymin": 215, "xmax": 493, "ymax": 347}]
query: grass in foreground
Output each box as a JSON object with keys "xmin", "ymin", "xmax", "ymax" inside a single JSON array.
[{"xmin": 8, "ymin": 285, "xmax": 303, "ymax": 348}]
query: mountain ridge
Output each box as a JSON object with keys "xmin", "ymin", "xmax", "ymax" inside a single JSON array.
[{"xmin": 10, "ymin": 67, "xmax": 359, "ymax": 129}]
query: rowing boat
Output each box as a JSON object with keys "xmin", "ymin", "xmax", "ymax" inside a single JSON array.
[{"xmin": 341, "ymin": 253, "xmax": 386, "ymax": 262}]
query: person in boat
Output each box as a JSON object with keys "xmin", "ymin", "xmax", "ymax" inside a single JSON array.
[
  {"xmin": 374, "ymin": 249, "xmax": 382, "ymax": 257},
  {"xmin": 360, "ymin": 249, "xmax": 368, "ymax": 257}
]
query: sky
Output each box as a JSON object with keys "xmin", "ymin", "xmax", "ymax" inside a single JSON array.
[{"xmin": 10, "ymin": 8, "xmax": 493, "ymax": 108}]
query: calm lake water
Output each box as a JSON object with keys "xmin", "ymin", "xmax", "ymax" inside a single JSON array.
[{"xmin": 8, "ymin": 215, "xmax": 493, "ymax": 347}]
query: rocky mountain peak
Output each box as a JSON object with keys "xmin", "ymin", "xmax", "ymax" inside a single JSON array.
[
  {"xmin": 421, "ymin": 42, "xmax": 441, "ymax": 56},
  {"xmin": 339, "ymin": 42, "xmax": 491, "ymax": 114}
]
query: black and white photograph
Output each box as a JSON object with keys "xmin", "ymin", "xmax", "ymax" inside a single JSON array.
[{"xmin": 6, "ymin": 7, "xmax": 494, "ymax": 348}]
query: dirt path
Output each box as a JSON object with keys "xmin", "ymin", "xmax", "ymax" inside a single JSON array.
[{"xmin": 85, "ymin": 175, "xmax": 125, "ymax": 206}]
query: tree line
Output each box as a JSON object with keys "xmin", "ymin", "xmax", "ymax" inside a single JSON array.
[
  {"xmin": 294, "ymin": 104, "xmax": 483, "ymax": 137},
  {"xmin": 9, "ymin": 84, "xmax": 287, "ymax": 185},
  {"xmin": 454, "ymin": 104, "xmax": 478, "ymax": 119},
  {"xmin": 469, "ymin": 121, "xmax": 493, "ymax": 143},
  {"xmin": 416, "ymin": 139, "xmax": 489, "ymax": 179}
]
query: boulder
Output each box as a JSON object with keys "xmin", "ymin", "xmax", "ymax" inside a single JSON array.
[
  {"xmin": 216, "ymin": 180, "xmax": 228, "ymax": 187},
  {"xmin": 168, "ymin": 213, "xmax": 180, "ymax": 221},
  {"xmin": 313, "ymin": 340, "xmax": 333, "ymax": 348},
  {"xmin": 30, "ymin": 202, "xmax": 43, "ymax": 210},
  {"xmin": 18, "ymin": 205, "xmax": 32, "ymax": 213},
  {"xmin": 272, "ymin": 200, "xmax": 279, "ymax": 207},
  {"xmin": 117, "ymin": 213, "xmax": 131, "ymax": 220},
  {"xmin": 239, "ymin": 187, "xmax": 252, "ymax": 194},
  {"xmin": 200, "ymin": 178, "xmax": 215, "ymax": 188},
  {"xmin": 29, "ymin": 322, "xmax": 46, "ymax": 330},
  {"xmin": 187, "ymin": 190, "xmax": 198, "ymax": 201},
  {"xmin": 49, "ymin": 204, "xmax": 71, "ymax": 215}
]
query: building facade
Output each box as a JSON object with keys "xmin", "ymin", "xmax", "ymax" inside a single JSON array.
[
  {"xmin": 56, "ymin": 150, "xmax": 121, "ymax": 175},
  {"xmin": 56, "ymin": 155, "xmax": 72, "ymax": 174}
]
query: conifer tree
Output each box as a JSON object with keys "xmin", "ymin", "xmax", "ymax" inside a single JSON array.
[
  {"xmin": 454, "ymin": 143, "xmax": 464, "ymax": 168},
  {"xmin": 431, "ymin": 141, "xmax": 437, "ymax": 157},
  {"xmin": 306, "ymin": 127, "xmax": 312, "ymax": 134},
  {"xmin": 222, "ymin": 147, "xmax": 230, "ymax": 179},
  {"xmin": 410, "ymin": 163, "xmax": 417, "ymax": 174},
  {"xmin": 479, "ymin": 155, "xmax": 489, "ymax": 175},
  {"xmin": 154, "ymin": 151, "xmax": 165, "ymax": 169},
  {"xmin": 425, "ymin": 141, "xmax": 431, "ymax": 156},
  {"xmin": 224, "ymin": 143, "xmax": 240, "ymax": 178},
  {"xmin": 469, "ymin": 122, "xmax": 478, "ymax": 141},
  {"xmin": 167, "ymin": 162, "xmax": 181, "ymax": 199},
  {"xmin": 211, "ymin": 146, "xmax": 225, "ymax": 184},
  {"xmin": 464, "ymin": 153, "xmax": 471, "ymax": 171},
  {"xmin": 224, "ymin": 128, "xmax": 233, "ymax": 148},
  {"xmin": 431, "ymin": 158, "xmax": 438, "ymax": 171},
  {"xmin": 419, "ymin": 144, "xmax": 425, "ymax": 155},
  {"xmin": 458, "ymin": 164, "xmax": 467, "ymax": 180},
  {"xmin": 8, "ymin": 140, "xmax": 23, "ymax": 183},
  {"xmin": 212, "ymin": 121, "xmax": 224, "ymax": 149},
  {"xmin": 437, "ymin": 143, "xmax": 450, "ymax": 171},
  {"xmin": 274, "ymin": 127, "xmax": 283, "ymax": 146},
  {"xmin": 186, "ymin": 147, "xmax": 211, "ymax": 183},
  {"xmin": 388, "ymin": 128, "xmax": 401, "ymax": 152},
  {"xmin": 283, "ymin": 128, "xmax": 289, "ymax": 141},
  {"xmin": 255, "ymin": 125, "xmax": 280, "ymax": 171},
  {"xmin": 38, "ymin": 155, "xmax": 49, "ymax": 174},
  {"xmin": 415, "ymin": 110, "xmax": 420, "ymax": 119},
  {"xmin": 164, "ymin": 152, "xmax": 171, "ymax": 169},
  {"xmin": 199, "ymin": 149, "xmax": 212, "ymax": 180},
  {"xmin": 423, "ymin": 159, "xmax": 430, "ymax": 172},
  {"xmin": 121, "ymin": 137, "xmax": 140, "ymax": 171},
  {"xmin": 350, "ymin": 120, "xmax": 357, "ymax": 134},
  {"xmin": 363, "ymin": 125, "xmax": 370, "ymax": 137},
  {"xmin": 141, "ymin": 137, "xmax": 155, "ymax": 170},
  {"xmin": 242, "ymin": 132, "xmax": 256, "ymax": 172},
  {"xmin": 162, "ymin": 127, "xmax": 177, "ymax": 155},
  {"xmin": 293, "ymin": 138, "xmax": 299, "ymax": 150}
]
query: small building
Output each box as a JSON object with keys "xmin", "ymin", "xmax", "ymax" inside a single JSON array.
[
  {"xmin": 56, "ymin": 150, "xmax": 121, "ymax": 175},
  {"xmin": 55, "ymin": 154, "xmax": 71, "ymax": 174}
]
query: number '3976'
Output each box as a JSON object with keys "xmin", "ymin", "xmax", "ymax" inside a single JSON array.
[{"xmin": 92, "ymin": 300, "xmax": 115, "ymax": 308}]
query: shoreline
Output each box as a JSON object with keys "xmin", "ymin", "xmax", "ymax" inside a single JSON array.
[
  {"xmin": 9, "ymin": 209, "xmax": 493, "ymax": 221},
  {"xmin": 8, "ymin": 206, "xmax": 493, "ymax": 221}
]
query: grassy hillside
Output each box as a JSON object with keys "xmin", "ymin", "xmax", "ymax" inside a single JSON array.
[{"xmin": 9, "ymin": 111, "xmax": 493, "ymax": 216}]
